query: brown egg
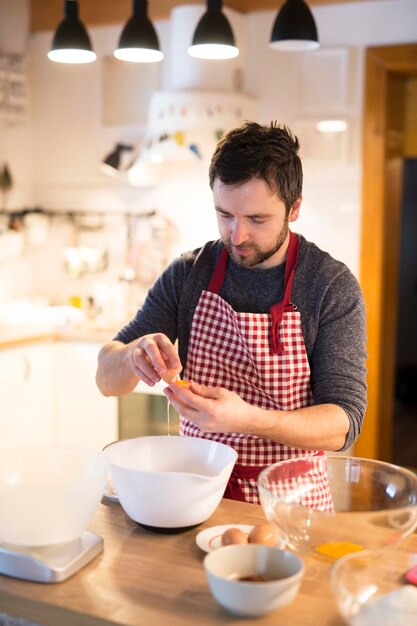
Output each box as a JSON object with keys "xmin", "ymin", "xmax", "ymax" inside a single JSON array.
[
  {"xmin": 221, "ymin": 527, "xmax": 248, "ymax": 546},
  {"xmin": 248, "ymin": 523, "xmax": 277, "ymax": 546}
]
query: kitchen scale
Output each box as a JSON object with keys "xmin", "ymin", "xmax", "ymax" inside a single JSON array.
[{"xmin": 0, "ymin": 532, "xmax": 103, "ymax": 583}]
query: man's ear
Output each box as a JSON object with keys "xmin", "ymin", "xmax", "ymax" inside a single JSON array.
[{"xmin": 289, "ymin": 195, "xmax": 302, "ymax": 222}]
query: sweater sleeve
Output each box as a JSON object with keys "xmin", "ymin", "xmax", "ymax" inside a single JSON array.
[
  {"xmin": 308, "ymin": 268, "xmax": 368, "ymax": 450},
  {"xmin": 113, "ymin": 241, "xmax": 221, "ymax": 370}
]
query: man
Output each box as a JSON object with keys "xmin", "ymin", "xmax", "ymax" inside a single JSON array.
[{"xmin": 96, "ymin": 121, "xmax": 367, "ymax": 504}]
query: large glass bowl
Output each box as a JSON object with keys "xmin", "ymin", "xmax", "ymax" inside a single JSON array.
[
  {"xmin": 330, "ymin": 547, "xmax": 417, "ymax": 626},
  {"xmin": 258, "ymin": 456, "xmax": 417, "ymax": 558}
]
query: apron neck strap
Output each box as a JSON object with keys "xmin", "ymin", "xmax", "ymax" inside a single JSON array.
[
  {"xmin": 208, "ymin": 232, "xmax": 299, "ymax": 295},
  {"xmin": 207, "ymin": 245, "xmax": 229, "ymax": 293},
  {"xmin": 206, "ymin": 232, "xmax": 300, "ymax": 356},
  {"xmin": 270, "ymin": 231, "xmax": 299, "ymax": 355}
]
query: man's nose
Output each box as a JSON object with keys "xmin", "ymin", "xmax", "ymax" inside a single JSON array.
[{"xmin": 230, "ymin": 221, "xmax": 247, "ymax": 245}]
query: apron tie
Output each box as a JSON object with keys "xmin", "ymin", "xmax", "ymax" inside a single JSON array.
[{"xmin": 223, "ymin": 463, "xmax": 266, "ymax": 502}]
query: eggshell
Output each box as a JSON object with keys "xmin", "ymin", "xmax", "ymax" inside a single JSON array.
[
  {"xmin": 221, "ymin": 527, "xmax": 248, "ymax": 546},
  {"xmin": 248, "ymin": 523, "xmax": 278, "ymax": 546},
  {"xmin": 161, "ymin": 368, "xmax": 181, "ymax": 384}
]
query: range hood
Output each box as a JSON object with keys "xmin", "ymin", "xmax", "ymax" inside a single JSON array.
[
  {"xmin": 127, "ymin": 89, "xmax": 258, "ymax": 185},
  {"xmin": 127, "ymin": 5, "xmax": 258, "ymax": 186}
]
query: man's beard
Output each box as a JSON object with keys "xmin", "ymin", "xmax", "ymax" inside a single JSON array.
[{"xmin": 224, "ymin": 220, "xmax": 289, "ymax": 268}]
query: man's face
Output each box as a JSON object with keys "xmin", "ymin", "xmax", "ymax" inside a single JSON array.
[{"xmin": 213, "ymin": 177, "xmax": 301, "ymax": 269}]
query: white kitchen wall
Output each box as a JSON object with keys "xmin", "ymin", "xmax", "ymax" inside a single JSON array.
[
  {"xmin": 244, "ymin": 0, "xmax": 417, "ymax": 276},
  {"xmin": 1, "ymin": 0, "xmax": 416, "ymax": 309}
]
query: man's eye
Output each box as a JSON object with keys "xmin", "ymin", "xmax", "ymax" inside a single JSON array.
[{"xmin": 251, "ymin": 218, "xmax": 267, "ymax": 224}]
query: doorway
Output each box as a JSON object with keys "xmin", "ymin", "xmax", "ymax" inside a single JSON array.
[
  {"xmin": 354, "ymin": 44, "xmax": 417, "ymax": 463},
  {"xmin": 392, "ymin": 158, "xmax": 417, "ymax": 468}
]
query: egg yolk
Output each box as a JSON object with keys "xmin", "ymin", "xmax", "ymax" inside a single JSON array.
[
  {"xmin": 174, "ymin": 379, "xmax": 190, "ymax": 388},
  {"xmin": 315, "ymin": 541, "xmax": 364, "ymax": 559}
]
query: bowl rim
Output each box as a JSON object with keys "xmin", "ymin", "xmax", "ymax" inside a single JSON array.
[
  {"xmin": 103, "ymin": 435, "xmax": 238, "ymax": 480},
  {"xmin": 204, "ymin": 544, "xmax": 305, "ymax": 586},
  {"xmin": 329, "ymin": 547, "xmax": 417, "ymax": 615},
  {"xmin": 257, "ymin": 454, "xmax": 417, "ymax": 502},
  {"xmin": 0, "ymin": 444, "xmax": 109, "ymax": 488},
  {"xmin": 0, "ymin": 443, "xmax": 106, "ymax": 455},
  {"xmin": 103, "ymin": 434, "xmax": 237, "ymax": 449},
  {"xmin": 330, "ymin": 546, "xmax": 385, "ymax": 580}
]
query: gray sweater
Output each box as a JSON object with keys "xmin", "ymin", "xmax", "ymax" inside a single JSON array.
[{"xmin": 115, "ymin": 234, "xmax": 367, "ymax": 450}]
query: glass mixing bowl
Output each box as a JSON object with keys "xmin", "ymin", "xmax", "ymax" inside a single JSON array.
[
  {"xmin": 330, "ymin": 547, "xmax": 417, "ymax": 626},
  {"xmin": 258, "ymin": 456, "xmax": 417, "ymax": 559}
]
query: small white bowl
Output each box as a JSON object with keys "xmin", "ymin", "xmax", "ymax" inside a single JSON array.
[
  {"xmin": 104, "ymin": 436, "xmax": 237, "ymax": 529},
  {"xmin": 204, "ymin": 544, "xmax": 304, "ymax": 617}
]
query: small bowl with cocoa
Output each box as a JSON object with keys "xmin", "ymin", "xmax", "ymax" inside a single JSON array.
[{"xmin": 203, "ymin": 543, "xmax": 305, "ymax": 617}]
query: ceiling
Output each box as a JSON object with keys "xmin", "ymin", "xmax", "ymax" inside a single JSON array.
[{"xmin": 30, "ymin": 0, "xmax": 381, "ymax": 33}]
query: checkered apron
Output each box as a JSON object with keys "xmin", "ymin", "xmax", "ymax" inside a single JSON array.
[{"xmin": 180, "ymin": 232, "xmax": 332, "ymax": 507}]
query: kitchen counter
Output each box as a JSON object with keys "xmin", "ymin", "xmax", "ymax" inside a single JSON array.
[
  {"xmin": 1, "ymin": 497, "xmax": 417, "ymax": 626},
  {"xmin": 0, "ymin": 299, "xmax": 121, "ymax": 349},
  {"xmin": 0, "ymin": 323, "xmax": 116, "ymax": 349},
  {"xmin": 0, "ymin": 298, "xmax": 124, "ymax": 349}
]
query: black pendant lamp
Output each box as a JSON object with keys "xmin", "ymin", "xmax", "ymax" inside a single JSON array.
[
  {"xmin": 188, "ymin": 0, "xmax": 239, "ymax": 60},
  {"xmin": 270, "ymin": 0, "xmax": 319, "ymax": 52},
  {"xmin": 48, "ymin": 0, "xmax": 96, "ymax": 64},
  {"xmin": 100, "ymin": 144, "xmax": 134, "ymax": 177},
  {"xmin": 114, "ymin": 0, "xmax": 163, "ymax": 63}
]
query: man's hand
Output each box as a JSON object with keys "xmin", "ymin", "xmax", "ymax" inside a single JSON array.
[
  {"xmin": 164, "ymin": 380, "xmax": 350, "ymax": 451},
  {"xmin": 127, "ymin": 333, "xmax": 182, "ymax": 386},
  {"xmin": 164, "ymin": 381, "xmax": 261, "ymax": 434},
  {"xmin": 96, "ymin": 334, "xmax": 181, "ymax": 396}
]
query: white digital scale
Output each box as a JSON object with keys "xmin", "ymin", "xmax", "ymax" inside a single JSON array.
[{"xmin": 0, "ymin": 531, "xmax": 103, "ymax": 583}]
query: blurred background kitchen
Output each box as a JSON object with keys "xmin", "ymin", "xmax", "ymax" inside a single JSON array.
[{"xmin": 0, "ymin": 1, "xmax": 416, "ymax": 468}]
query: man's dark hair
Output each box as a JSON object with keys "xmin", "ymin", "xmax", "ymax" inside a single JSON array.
[{"xmin": 209, "ymin": 121, "xmax": 303, "ymax": 214}]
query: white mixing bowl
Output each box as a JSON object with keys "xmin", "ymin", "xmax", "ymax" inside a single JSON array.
[
  {"xmin": 0, "ymin": 445, "xmax": 109, "ymax": 547},
  {"xmin": 104, "ymin": 436, "xmax": 238, "ymax": 529}
]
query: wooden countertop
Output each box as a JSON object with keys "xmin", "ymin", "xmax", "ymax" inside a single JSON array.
[{"xmin": 1, "ymin": 497, "xmax": 416, "ymax": 626}]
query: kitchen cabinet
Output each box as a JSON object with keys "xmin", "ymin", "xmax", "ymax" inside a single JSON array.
[
  {"xmin": 0, "ymin": 342, "xmax": 55, "ymax": 448},
  {"xmin": 54, "ymin": 341, "xmax": 118, "ymax": 450}
]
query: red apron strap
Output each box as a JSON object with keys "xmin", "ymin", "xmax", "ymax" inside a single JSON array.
[
  {"xmin": 269, "ymin": 231, "xmax": 299, "ymax": 355},
  {"xmin": 206, "ymin": 232, "xmax": 299, "ymax": 355},
  {"xmin": 207, "ymin": 246, "xmax": 229, "ymax": 293}
]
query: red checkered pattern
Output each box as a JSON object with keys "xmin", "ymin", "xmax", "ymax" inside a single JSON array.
[
  {"xmin": 269, "ymin": 473, "xmax": 334, "ymax": 511},
  {"xmin": 259, "ymin": 457, "xmax": 335, "ymax": 511},
  {"xmin": 180, "ymin": 290, "xmax": 323, "ymax": 505}
]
